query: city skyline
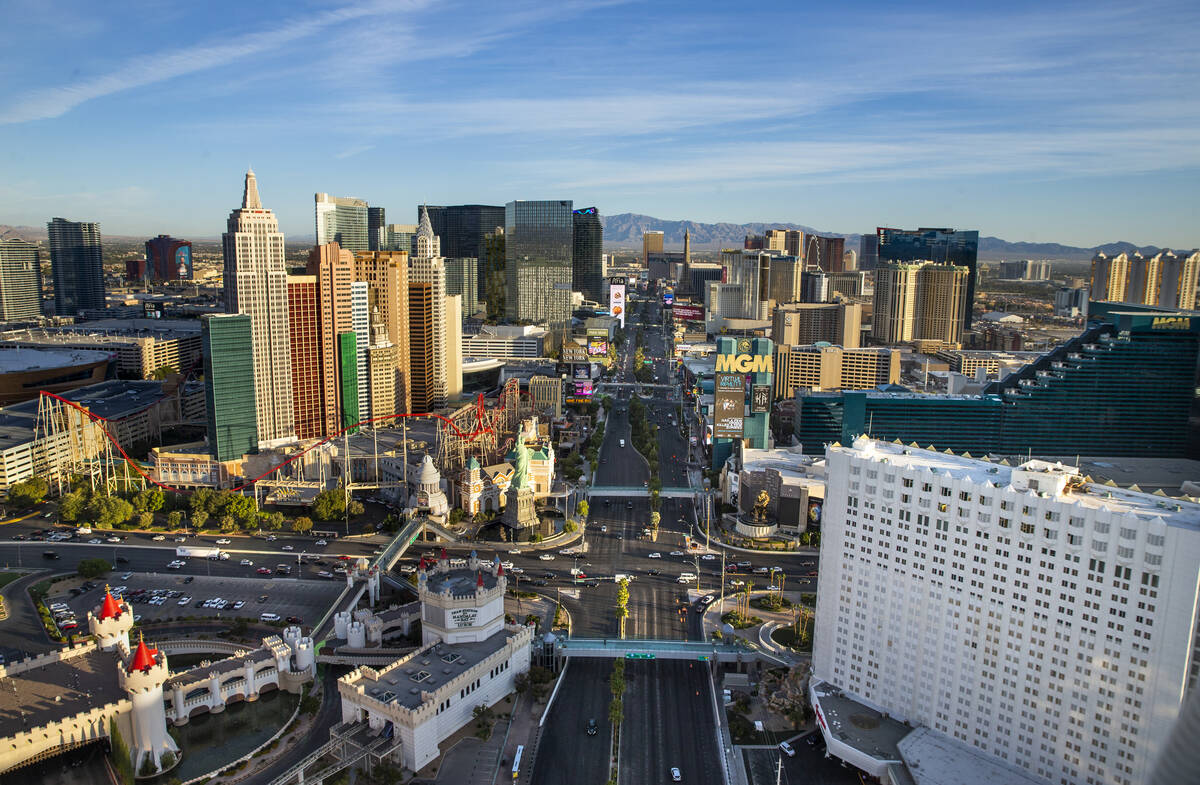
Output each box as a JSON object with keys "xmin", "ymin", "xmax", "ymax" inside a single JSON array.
[{"xmin": 1, "ymin": 1, "xmax": 1198, "ymax": 246}]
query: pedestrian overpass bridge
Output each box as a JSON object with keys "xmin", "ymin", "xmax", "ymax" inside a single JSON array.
[
  {"xmin": 559, "ymin": 637, "xmax": 786, "ymax": 666},
  {"xmin": 588, "ymin": 486, "xmax": 697, "ymax": 498}
]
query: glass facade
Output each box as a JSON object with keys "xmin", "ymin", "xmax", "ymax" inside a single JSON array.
[
  {"xmin": 425, "ymin": 205, "xmax": 506, "ymax": 287},
  {"xmin": 203, "ymin": 314, "xmax": 258, "ymax": 461},
  {"xmin": 315, "ymin": 194, "xmax": 369, "ymax": 252},
  {"xmin": 47, "ymin": 217, "xmax": 103, "ymax": 316},
  {"xmin": 367, "ymin": 207, "xmax": 385, "ymax": 252},
  {"xmin": 445, "ymin": 256, "xmax": 479, "ymax": 312},
  {"xmin": 877, "ymin": 227, "xmax": 978, "ymax": 327},
  {"xmin": 572, "ymin": 207, "xmax": 604, "ymax": 303},
  {"xmin": 796, "ymin": 311, "xmax": 1200, "ymax": 458},
  {"xmin": 505, "ymin": 200, "xmax": 574, "ymax": 326},
  {"xmin": 338, "ymin": 331, "xmax": 359, "ymax": 432},
  {"xmin": 0, "ymin": 238, "xmax": 43, "ymax": 320}
]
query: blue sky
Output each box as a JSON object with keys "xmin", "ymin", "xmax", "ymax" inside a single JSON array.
[{"xmin": 1, "ymin": 0, "xmax": 1198, "ymax": 247}]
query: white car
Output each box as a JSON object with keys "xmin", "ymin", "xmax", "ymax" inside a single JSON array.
[
  {"xmin": 779, "ymin": 741, "xmax": 795, "ymax": 757},
  {"xmin": 106, "ymin": 536, "xmax": 122, "ymax": 543},
  {"xmin": 509, "ymin": 567, "xmax": 525, "ymax": 574},
  {"xmin": 501, "ymin": 561, "xmax": 514, "ymax": 570},
  {"xmin": 399, "ymin": 564, "xmax": 417, "ymax": 574},
  {"xmin": 88, "ymin": 538, "xmax": 102, "ymax": 544},
  {"xmin": 112, "ymin": 586, "xmax": 126, "ymax": 596},
  {"xmin": 240, "ymin": 559, "xmax": 254, "ymax": 566},
  {"xmin": 508, "ymin": 548, "xmax": 523, "ymax": 555},
  {"xmin": 152, "ymin": 534, "xmax": 166, "ymax": 541},
  {"xmin": 167, "ymin": 560, "xmax": 183, "ymax": 570},
  {"xmin": 177, "ymin": 596, "xmax": 191, "ymax": 605},
  {"xmin": 315, "ymin": 539, "xmax": 328, "ymax": 546},
  {"xmin": 282, "ymin": 545, "xmax": 294, "ymax": 551},
  {"xmin": 216, "ymin": 538, "xmax": 231, "ymax": 545},
  {"xmin": 648, "ymin": 553, "xmax": 662, "ymax": 559},
  {"xmin": 669, "ymin": 551, "xmax": 685, "ymax": 557},
  {"xmin": 767, "ymin": 585, "xmax": 781, "ymax": 592},
  {"xmin": 120, "ymin": 572, "xmax": 132, "ymax": 580},
  {"xmin": 232, "ymin": 601, "xmax": 245, "ymax": 609},
  {"xmin": 671, "ymin": 767, "xmax": 682, "ymax": 782},
  {"xmin": 538, "ymin": 554, "xmax": 554, "ymax": 561},
  {"xmin": 701, "ymin": 554, "xmax": 716, "ymax": 561},
  {"xmin": 317, "ymin": 570, "xmax": 334, "ymax": 578},
  {"xmin": 174, "ymin": 536, "xmax": 186, "ymax": 542}
]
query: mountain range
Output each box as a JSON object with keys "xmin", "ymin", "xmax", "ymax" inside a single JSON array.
[{"xmin": 599, "ymin": 213, "xmax": 1164, "ymax": 262}]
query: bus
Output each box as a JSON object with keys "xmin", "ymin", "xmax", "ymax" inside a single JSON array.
[{"xmin": 512, "ymin": 745, "xmax": 523, "ymax": 780}]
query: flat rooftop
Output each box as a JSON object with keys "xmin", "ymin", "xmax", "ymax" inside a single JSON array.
[
  {"xmin": 0, "ymin": 346, "xmax": 111, "ymax": 373},
  {"xmin": 811, "ymin": 680, "xmax": 910, "ymax": 762},
  {"xmin": 0, "ymin": 649, "xmax": 126, "ymax": 739},
  {"xmin": 898, "ymin": 727, "xmax": 1046, "ymax": 785},
  {"xmin": 347, "ymin": 632, "xmax": 512, "ymax": 710},
  {"xmin": 0, "ymin": 380, "xmax": 167, "ymax": 452}
]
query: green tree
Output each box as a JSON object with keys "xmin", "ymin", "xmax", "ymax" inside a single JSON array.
[
  {"xmin": 166, "ymin": 510, "xmax": 183, "ymax": 529},
  {"xmin": 190, "ymin": 487, "xmax": 216, "ymax": 517},
  {"xmin": 563, "ymin": 520, "xmax": 577, "ymax": 533},
  {"xmin": 293, "ymin": 516, "xmax": 314, "ymax": 534},
  {"xmin": 221, "ymin": 493, "xmax": 258, "ymax": 527},
  {"xmin": 8, "ymin": 477, "xmax": 48, "ymax": 508},
  {"xmin": 347, "ymin": 500, "xmax": 365, "ymax": 517},
  {"xmin": 86, "ymin": 494, "xmax": 133, "ymax": 528},
  {"xmin": 576, "ymin": 500, "xmax": 589, "ymax": 520},
  {"xmin": 615, "ymin": 578, "xmax": 630, "ymax": 638},
  {"xmin": 137, "ymin": 511, "xmax": 154, "ymax": 529},
  {"xmin": 151, "ymin": 364, "xmax": 178, "ymax": 380},
  {"xmin": 608, "ymin": 697, "xmax": 624, "ymax": 726},
  {"xmin": 263, "ymin": 511, "xmax": 286, "ymax": 531},
  {"xmin": 77, "ymin": 558, "xmax": 112, "ymax": 578},
  {"xmin": 219, "ymin": 515, "xmax": 236, "ymax": 532},
  {"xmin": 58, "ymin": 489, "xmax": 87, "ymax": 522},
  {"xmin": 191, "ymin": 510, "xmax": 209, "ymax": 530},
  {"xmin": 312, "ymin": 489, "xmax": 346, "ymax": 521}
]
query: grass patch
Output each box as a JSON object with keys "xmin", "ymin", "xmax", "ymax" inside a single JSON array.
[
  {"xmin": 720, "ymin": 611, "xmax": 762, "ymax": 629},
  {"xmin": 750, "ymin": 595, "xmax": 793, "ymax": 612},
  {"xmin": 0, "ymin": 571, "xmax": 26, "ymax": 590},
  {"xmin": 770, "ymin": 626, "xmax": 812, "ymax": 652}
]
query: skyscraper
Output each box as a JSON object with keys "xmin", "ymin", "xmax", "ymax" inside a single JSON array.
[
  {"xmin": 877, "ymin": 227, "xmax": 979, "ymax": 329},
  {"xmin": 720, "ymin": 250, "xmax": 772, "ymax": 319},
  {"xmin": 47, "ymin": 217, "xmax": 103, "ymax": 316},
  {"xmin": 364, "ymin": 316, "xmax": 398, "ymax": 425},
  {"xmin": 804, "ymin": 234, "xmax": 846, "ymax": 272},
  {"xmin": 445, "ymin": 294, "xmax": 463, "ymax": 401},
  {"xmin": 286, "ymin": 275, "xmax": 324, "ymax": 440},
  {"xmin": 351, "ymin": 280, "xmax": 369, "ymax": 420},
  {"xmin": 872, "ymin": 261, "xmax": 969, "ymax": 345},
  {"xmin": 642, "ymin": 231, "xmax": 664, "ymax": 264},
  {"xmin": 505, "ymin": 200, "xmax": 574, "ymax": 326},
  {"xmin": 409, "ymin": 209, "xmax": 449, "ymax": 411},
  {"xmin": 381, "ymin": 224, "xmax": 418, "ymax": 254},
  {"xmin": 444, "ymin": 256, "xmax": 479, "ymax": 314},
  {"xmin": 367, "ymin": 206, "xmax": 386, "ymax": 252},
  {"xmin": 202, "ymin": 314, "xmax": 258, "ymax": 461},
  {"xmin": 223, "ymin": 170, "xmax": 294, "ymax": 445},
  {"xmin": 144, "ymin": 235, "xmax": 193, "ymax": 281},
  {"xmin": 423, "ymin": 205, "xmax": 505, "ymax": 286},
  {"xmin": 0, "ymin": 239, "xmax": 43, "ymax": 320},
  {"xmin": 1091, "ymin": 250, "xmax": 1200, "ymax": 310},
  {"xmin": 858, "ymin": 233, "xmax": 879, "ymax": 271},
  {"xmin": 765, "ymin": 254, "xmax": 804, "ymax": 306},
  {"xmin": 572, "ymin": 207, "xmax": 604, "ymax": 303},
  {"xmin": 353, "ymin": 250, "xmax": 411, "ymax": 415},
  {"xmin": 307, "ymin": 242, "xmax": 355, "ymax": 437},
  {"xmin": 408, "ymin": 281, "xmax": 437, "ymax": 413},
  {"xmin": 315, "ymin": 193, "xmax": 369, "ymax": 252}
]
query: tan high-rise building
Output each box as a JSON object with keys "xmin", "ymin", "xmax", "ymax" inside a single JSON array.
[
  {"xmin": 286, "ymin": 275, "xmax": 324, "ymax": 440},
  {"xmin": 529, "ymin": 375, "xmax": 563, "ymax": 418},
  {"xmin": 1090, "ymin": 252, "xmax": 1129, "ymax": 303},
  {"xmin": 307, "ymin": 242, "xmax": 355, "ymax": 436},
  {"xmin": 872, "ymin": 262, "xmax": 969, "ymax": 346},
  {"xmin": 365, "ymin": 316, "xmax": 398, "ymax": 427},
  {"xmin": 762, "ymin": 229, "xmax": 805, "ymax": 256},
  {"xmin": 1091, "ymin": 250, "xmax": 1199, "ymax": 310},
  {"xmin": 409, "ymin": 214, "xmax": 449, "ymax": 412},
  {"xmin": 353, "ymin": 250, "xmax": 411, "ymax": 415},
  {"xmin": 408, "ymin": 282, "xmax": 437, "ymax": 413},
  {"xmin": 766, "ymin": 255, "xmax": 805, "ymax": 306},
  {"xmin": 445, "ymin": 294, "xmax": 463, "ymax": 401},
  {"xmin": 774, "ymin": 302, "xmax": 862, "ymax": 348},
  {"xmin": 643, "ymin": 231, "xmax": 664, "ymax": 264},
  {"xmin": 773, "ymin": 345, "xmax": 900, "ymax": 398},
  {"xmin": 1159, "ymin": 250, "xmax": 1200, "ymax": 310},
  {"xmin": 222, "ymin": 169, "xmax": 294, "ymax": 446}
]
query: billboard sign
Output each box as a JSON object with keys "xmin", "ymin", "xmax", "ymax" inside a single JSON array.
[
  {"xmin": 672, "ymin": 304, "xmax": 704, "ymax": 321},
  {"xmin": 663, "ymin": 289, "xmax": 675, "ymax": 305},
  {"xmin": 751, "ymin": 384, "xmax": 771, "ymax": 414},
  {"xmin": 714, "ymin": 372, "xmax": 745, "ymax": 439},
  {"xmin": 175, "ymin": 245, "xmax": 193, "ymax": 279},
  {"xmin": 608, "ymin": 278, "xmax": 626, "ymax": 328},
  {"xmin": 574, "ymin": 382, "xmax": 594, "ymax": 397},
  {"xmin": 587, "ymin": 338, "xmax": 608, "ymax": 356},
  {"xmin": 573, "ymin": 364, "xmax": 592, "ymax": 381}
]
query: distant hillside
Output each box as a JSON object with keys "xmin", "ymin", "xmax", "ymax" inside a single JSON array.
[
  {"xmin": 0, "ymin": 225, "xmax": 47, "ymax": 242},
  {"xmin": 599, "ymin": 213, "xmax": 1170, "ymax": 262}
]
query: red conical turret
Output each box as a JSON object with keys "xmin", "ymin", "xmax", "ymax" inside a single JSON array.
[
  {"xmin": 99, "ymin": 585, "xmax": 122, "ymax": 621},
  {"xmin": 129, "ymin": 633, "xmax": 158, "ymax": 673},
  {"xmin": 497, "ymin": 563, "xmax": 505, "ymax": 577},
  {"xmin": 476, "ymin": 571, "xmax": 484, "ymax": 588},
  {"xmin": 418, "ymin": 557, "xmax": 427, "ymax": 571},
  {"xmin": 440, "ymin": 547, "xmax": 448, "ymax": 562}
]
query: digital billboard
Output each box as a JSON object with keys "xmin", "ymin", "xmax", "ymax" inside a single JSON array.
[
  {"xmin": 175, "ymin": 245, "xmax": 193, "ymax": 279},
  {"xmin": 555, "ymin": 362, "xmax": 570, "ymax": 378},
  {"xmin": 751, "ymin": 384, "xmax": 771, "ymax": 414},
  {"xmin": 713, "ymin": 372, "xmax": 745, "ymax": 439},
  {"xmin": 663, "ymin": 289, "xmax": 674, "ymax": 305},
  {"xmin": 608, "ymin": 278, "xmax": 626, "ymax": 328},
  {"xmin": 573, "ymin": 364, "xmax": 592, "ymax": 381},
  {"xmin": 587, "ymin": 338, "xmax": 608, "ymax": 356},
  {"xmin": 672, "ymin": 304, "xmax": 704, "ymax": 321},
  {"xmin": 574, "ymin": 381, "xmax": 594, "ymax": 397}
]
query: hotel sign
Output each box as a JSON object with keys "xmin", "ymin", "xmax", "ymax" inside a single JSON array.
[
  {"xmin": 715, "ymin": 353, "xmax": 773, "ymax": 374},
  {"xmin": 1151, "ymin": 316, "xmax": 1191, "ymax": 330},
  {"xmin": 450, "ymin": 608, "xmax": 479, "ymax": 628}
]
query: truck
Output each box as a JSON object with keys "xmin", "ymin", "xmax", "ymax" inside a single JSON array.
[{"xmin": 176, "ymin": 546, "xmax": 229, "ymax": 560}]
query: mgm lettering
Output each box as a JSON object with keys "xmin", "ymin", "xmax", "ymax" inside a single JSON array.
[{"xmin": 715, "ymin": 353, "xmax": 773, "ymax": 374}]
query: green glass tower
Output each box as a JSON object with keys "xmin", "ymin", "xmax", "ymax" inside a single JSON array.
[
  {"xmin": 338, "ymin": 332, "xmax": 359, "ymax": 432},
  {"xmin": 203, "ymin": 314, "xmax": 258, "ymax": 461}
]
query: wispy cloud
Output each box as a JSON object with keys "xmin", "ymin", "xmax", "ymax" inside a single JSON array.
[
  {"xmin": 334, "ymin": 144, "xmax": 375, "ymax": 160},
  {"xmin": 0, "ymin": 1, "xmax": 409, "ymax": 124}
]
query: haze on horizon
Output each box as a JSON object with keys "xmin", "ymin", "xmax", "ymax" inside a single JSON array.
[{"xmin": 0, "ymin": 0, "xmax": 1197, "ymax": 248}]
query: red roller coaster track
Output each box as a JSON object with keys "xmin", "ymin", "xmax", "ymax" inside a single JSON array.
[{"xmin": 38, "ymin": 390, "xmax": 502, "ymax": 495}]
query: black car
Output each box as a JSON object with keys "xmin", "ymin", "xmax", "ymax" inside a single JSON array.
[
  {"xmin": 647, "ymin": 569, "xmax": 661, "ymax": 576},
  {"xmin": 541, "ymin": 571, "xmax": 556, "ymax": 579},
  {"xmin": 586, "ymin": 718, "xmax": 598, "ymax": 736},
  {"xmin": 183, "ymin": 576, "xmax": 194, "ymax": 583},
  {"xmin": 532, "ymin": 579, "xmax": 548, "ymax": 587},
  {"xmin": 115, "ymin": 556, "xmax": 129, "ymax": 564},
  {"xmin": 285, "ymin": 615, "xmax": 303, "ymax": 624}
]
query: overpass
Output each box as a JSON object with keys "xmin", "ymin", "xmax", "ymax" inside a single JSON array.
[
  {"xmin": 559, "ymin": 637, "xmax": 786, "ymax": 666},
  {"xmin": 588, "ymin": 486, "xmax": 697, "ymax": 498}
]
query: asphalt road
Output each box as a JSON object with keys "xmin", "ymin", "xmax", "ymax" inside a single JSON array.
[
  {"xmin": 620, "ymin": 660, "xmax": 722, "ymax": 785},
  {"xmin": 530, "ymin": 658, "xmax": 614, "ymax": 785}
]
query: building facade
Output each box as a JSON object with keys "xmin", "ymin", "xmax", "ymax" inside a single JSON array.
[
  {"xmin": 144, "ymin": 235, "xmax": 193, "ymax": 281},
  {"xmin": 873, "ymin": 262, "xmax": 969, "ymax": 346},
  {"xmin": 444, "ymin": 257, "xmax": 479, "ymax": 314},
  {"xmin": 642, "ymin": 231, "xmax": 664, "ymax": 264},
  {"xmin": 1090, "ymin": 250, "xmax": 1199, "ymax": 311},
  {"xmin": 202, "ymin": 314, "xmax": 258, "ymax": 461},
  {"xmin": 773, "ymin": 345, "xmax": 899, "ymax": 398},
  {"xmin": 0, "ymin": 239, "xmax": 43, "ymax": 320},
  {"xmin": 354, "ymin": 251, "xmax": 412, "ymax": 415},
  {"xmin": 999, "ymin": 259, "xmax": 1051, "ymax": 281},
  {"xmin": 804, "ymin": 234, "xmax": 846, "ymax": 272},
  {"xmin": 306, "ymin": 243, "xmax": 355, "ymax": 436},
  {"xmin": 223, "ymin": 170, "xmax": 294, "ymax": 445},
  {"xmin": 47, "ymin": 217, "xmax": 104, "ymax": 316},
  {"xmin": 315, "ymin": 193, "xmax": 369, "ymax": 252},
  {"xmin": 286, "ymin": 275, "xmax": 324, "ymax": 440},
  {"xmin": 572, "ymin": 207, "xmax": 604, "ymax": 303},
  {"xmin": 506, "ymin": 200, "xmax": 574, "ymax": 326},
  {"xmin": 368, "ymin": 206, "xmax": 386, "ymax": 252},
  {"xmin": 813, "ymin": 437, "xmax": 1200, "ymax": 785},
  {"xmin": 409, "ymin": 215, "xmax": 449, "ymax": 411},
  {"xmin": 461, "ymin": 325, "xmax": 547, "ymax": 359},
  {"xmin": 423, "ymin": 204, "xmax": 505, "ymax": 286},
  {"xmin": 877, "ymin": 227, "xmax": 979, "ymax": 329},
  {"xmin": 773, "ymin": 302, "xmax": 862, "ymax": 348}
]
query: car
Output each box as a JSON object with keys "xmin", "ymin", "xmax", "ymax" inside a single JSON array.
[
  {"xmin": 600, "ymin": 525, "xmax": 607, "ymax": 533},
  {"xmin": 701, "ymin": 554, "xmax": 716, "ymax": 561},
  {"xmin": 736, "ymin": 561, "xmax": 751, "ymax": 568},
  {"xmin": 88, "ymin": 538, "xmax": 102, "ymax": 544},
  {"xmin": 509, "ymin": 567, "xmax": 524, "ymax": 574},
  {"xmin": 699, "ymin": 595, "xmax": 716, "ymax": 607},
  {"xmin": 669, "ymin": 551, "xmax": 685, "ymax": 557},
  {"xmin": 626, "ymin": 502, "xmax": 633, "ymax": 509},
  {"xmin": 166, "ymin": 560, "xmax": 183, "ymax": 570},
  {"xmin": 767, "ymin": 586, "xmax": 781, "ymax": 592},
  {"xmin": 725, "ymin": 564, "xmax": 738, "ymax": 573},
  {"xmin": 282, "ymin": 545, "xmax": 294, "ymax": 551},
  {"xmin": 399, "ymin": 564, "xmax": 417, "ymax": 574},
  {"xmin": 779, "ymin": 741, "xmax": 795, "ymax": 757},
  {"xmin": 532, "ymin": 579, "xmax": 548, "ymax": 586},
  {"xmin": 318, "ymin": 570, "xmax": 333, "ymax": 578},
  {"xmin": 233, "ymin": 600, "xmax": 245, "ymax": 609},
  {"xmin": 258, "ymin": 594, "xmax": 269, "ymax": 603},
  {"xmin": 646, "ymin": 569, "xmax": 661, "ymax": 576},
  {"xmin": 276, "ymin": 565, "xmax": 291, "ymax": 575},
  {"xmin": 183, "ymin": 576, "xmax": 194, "ymax": 584},
  {"xmin": 315, "ymin": 539, "xmax": 328, "ymax": 546},
  {"xmin": 216, "ymin": 538, "xmax": 231, "ymax": 545},
  {"xmin": 501, "ymin": 561, "xmax": 514, "ymax": 570},
  {"xmin": 648, "ymin": 552, "xmax": 662, "ymax": 559},
  {"xmin": 174, "ymin": 536, "xmax": 187, "ymax": 542},
  {"xmin": 106, "ymin": 536, "xmax": 122, "ymax": 543},
  {"xmin": 587, "ymin": 718, "xmax": 598, "ymax": 736},
  {"xmin": 120, "ymin": 572, "xmax": 132, "ymax": 580},
  {"xmin": 177, "ymin": 596, "xmax": 191, "ymax": 605},
  {"xmin": 671, "ymin": 767, "xmax": 682, "ymax": 782},
  {"xmin": 508, "ymin": 548, "xmax": 523, "ymax": 555},
  {"xmin": 266, "ymin": 534, "xmax": 277, "ymax": 541},
  {"xmin": 112, "ymin": 586, "xmax": 126, "ymax": 595},
  {"xmin": 753, "ymin": 567, "xmax": 769, "ymax": 574},
  {"xmin": 285, "ymin": 615, "xmax": 303, "ymax": 624},
  {"xmin": 152, "ymin": 534, "xmax": 166, "ymax": 541},
  {"xmin": 256, "ymin": 567, "xmax": 272, "ymax": 575},
  {"xmin": 195, "ymin": 601, "xmax": 206, "ymax": 608},
  {"xmin": 240, "ymin": 559, "xmax": 254, "ymax": 566},
  {"xmin": 259, "ymin": 612, "xmax": 281, "ymax": 622},
  {"xmin": 538, "ymin": 554, "xmax": 554, "ymax": 561}
]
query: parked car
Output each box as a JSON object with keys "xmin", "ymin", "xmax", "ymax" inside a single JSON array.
[{"xmin": 779, "ymin": 741, "xmax": 795, "ymax": 757}]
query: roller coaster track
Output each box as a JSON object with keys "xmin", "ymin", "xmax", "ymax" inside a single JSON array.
[{"xmin": 37, "ymin": 390, "xmax": 501, "ymax": 496}]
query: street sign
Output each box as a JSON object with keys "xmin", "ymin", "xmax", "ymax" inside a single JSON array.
[
  {"xmin": 697, "ymin": 655, "xmax": 709, "ymax": 661},
  {"xmin": 625, "ymin": 652, "xmax": 656, "ymax": 659}
]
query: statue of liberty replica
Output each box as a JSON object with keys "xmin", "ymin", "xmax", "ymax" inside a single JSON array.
[{"xmin": 502, "ymin": 422, "xmax": 539, "ymax": 536}]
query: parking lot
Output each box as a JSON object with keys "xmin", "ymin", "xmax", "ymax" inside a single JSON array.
[
  {"xmin": 48, "ymin": 573, "xmax": 346, "ymax": 632},
  {"xmin": 742, "ymin": 732, "xmax": 863, "ymax": 785}
]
